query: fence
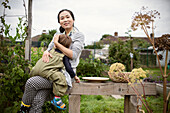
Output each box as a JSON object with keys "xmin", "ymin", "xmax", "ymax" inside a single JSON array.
[{"xmin": 139, "ymin": 54, "xmax": 156, "ymax": 67}]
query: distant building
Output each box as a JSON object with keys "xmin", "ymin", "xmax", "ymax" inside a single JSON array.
[
  {"xmin": 31, "ymin": 30, "xmax": 47, "ymax": 47},
  {"xmin": 100, "ymin": 32, "xmax": 151, "ymax": 45},
  {"xmin": 31, "ymin": 35, "xmax": 42, "ymax": 42}
]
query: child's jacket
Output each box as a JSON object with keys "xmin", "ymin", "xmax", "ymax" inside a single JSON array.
[{"xmin": 30, "ymin": 49, "xmax": 68, "ymax": 96}]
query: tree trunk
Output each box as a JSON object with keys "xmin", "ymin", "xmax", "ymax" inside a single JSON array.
[
  {"xmin": 25, "ymin": 0, "xmax": 32, "ymax": 61},
  {"xmin": 163, "ymin": 50, "xmax": 168, "ymax": 113}
]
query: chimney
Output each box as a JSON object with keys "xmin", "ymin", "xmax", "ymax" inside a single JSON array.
[
  {"xmin": 114, "ymin": 32, "xmax": 118, "ymax": 37},
  {"xmin": 42, "ymin": 30, "xmax": 47, "ymax": 34}
]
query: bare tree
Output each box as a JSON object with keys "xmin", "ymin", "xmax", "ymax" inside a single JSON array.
[{"xmin": 131, "ymin": 6, "xmax": 170, "ymax": 113}]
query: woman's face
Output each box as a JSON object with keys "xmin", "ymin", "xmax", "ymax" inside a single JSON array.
[{"xmin": 59, "ymin": 11, "xmax": 74, "ymax": 30}]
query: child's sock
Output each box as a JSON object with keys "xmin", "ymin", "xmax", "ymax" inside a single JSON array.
[
  {"xmin": 55, "ymin": 96, "xmax": 61, "ymax": 99},
  {"xmin": 55, "ymin": 96, "xmax": 61, "ymax": 103}
]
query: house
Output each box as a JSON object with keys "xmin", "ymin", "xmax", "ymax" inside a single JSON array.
[
  {"xmin": 31, "ymin": 34, "xmax": 42, "ymax": 47},
  {"xmin": 31, "ymin": 30, "xmax": 47, "ymax": 47},
  {"xmin": 101, "ymin": 32, "xmax": 151, "ymax": 44},
  {"xmin": 100, "ymin": 32, "xmax": 170, "ymax": 67}
]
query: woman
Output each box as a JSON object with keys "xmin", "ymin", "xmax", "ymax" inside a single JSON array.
[{"xmin": 18, "ymin": 9, "xmax": 85, "ymax": 113}]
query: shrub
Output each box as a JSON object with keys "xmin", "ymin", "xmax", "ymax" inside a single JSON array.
[
  {"xmin": 77, "ymin": 54, "xmax": 108, "ymax": 78},
  {"xmin": 0, "ymin": 16, "xmax": 30, "ymax": 112},
  {"xmin": 108, "ymin": 39, "xmax": 140, "ymax": 72}
]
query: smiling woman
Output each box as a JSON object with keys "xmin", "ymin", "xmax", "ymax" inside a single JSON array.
[
  {"xmin": 18, "ymin": 9, "xmax": 85, "ymax": 113},
  {"xmin": 57, "ymin": 9, "xmax": 75, "ymax": 34}
]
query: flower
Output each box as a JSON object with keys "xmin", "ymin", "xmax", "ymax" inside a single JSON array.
[
  {"xmin": 129, "ymin": 68, "xmax": 147, "ymax": 83},
  {"xmin": 108, "ymin": 63, "xmax": 128, "ymax": 82},
  {"xmin": 109, "ymin": 63, "xmax": 125, "ymax": 73}
]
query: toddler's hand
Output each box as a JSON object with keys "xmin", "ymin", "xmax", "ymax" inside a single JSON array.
[
  {"xmin": 74, "ymin": 76, "xmax": 80, "ymax": 83},
  {"xmin": 54, "ymin": 34, "xmax": 60, "ymax": 46}
]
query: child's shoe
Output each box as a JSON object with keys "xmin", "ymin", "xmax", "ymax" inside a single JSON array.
[{"xmin": 51, "ymin": 97, "xmax": 66, "ymax": 110}]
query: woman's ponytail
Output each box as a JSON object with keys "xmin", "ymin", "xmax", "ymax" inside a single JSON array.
[{"xmin": 59, "ymin": 26, "xmax": 65, "ymax": 33}]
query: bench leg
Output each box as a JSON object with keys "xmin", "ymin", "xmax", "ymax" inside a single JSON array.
[
  {"xmin": 69, "ymin": 94, "xmax": 80, "ymax": 113},
  {"xmin": 124, "ymin": 95, "xmax": 130, "ymax": 113},
  {"xmin": 124, "ymin": 95, "xmax": 138, "ymax": 113}
]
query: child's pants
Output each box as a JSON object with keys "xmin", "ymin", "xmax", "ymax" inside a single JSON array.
[{"xmin": 22, "ymin": 76, "xmax": 53, "ymax": 113}]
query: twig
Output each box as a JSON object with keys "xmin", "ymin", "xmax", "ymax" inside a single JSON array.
[
  {"xmin": 122, "ymin": 73, "xmax": 152, "ymax": 113},
  {"xmin": 22, "ymin": 0, "xmax": 28, "ymax": 20},
  {"xmin": 140, "ymin": 81, "xmax": 152, "ymax": 112}
]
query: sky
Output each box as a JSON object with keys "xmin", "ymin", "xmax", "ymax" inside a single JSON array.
[{"xmin": 0, "ymin": 0, "xmax": 170, "ymax": 45}]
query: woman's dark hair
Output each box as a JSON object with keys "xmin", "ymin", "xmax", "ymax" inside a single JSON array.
[
  {"xmin": 58, "ymin": 34, "xmax": 72, "ymax": 48},
  {"xmin": 57, "ymin": 9, "xmax": 75, "ymax": 33}
]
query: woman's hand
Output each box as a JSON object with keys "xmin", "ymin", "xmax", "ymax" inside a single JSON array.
[
  {"xmin": 42, "ymin": 50, "xmax": 53, "ymax": 63},
  {"xmin": 74, "ymin": 76, "xmax": 80, "ymax": 83}
]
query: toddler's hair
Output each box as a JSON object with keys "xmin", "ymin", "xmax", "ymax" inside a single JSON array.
[{"xmin": 58, "ymin": 34, "xmax": 72, "ymax": 48}]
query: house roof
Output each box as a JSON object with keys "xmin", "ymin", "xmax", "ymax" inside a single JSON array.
[
  {"xmin": 101, "ymin": 35, "xmax": 152, "ymax": 44},
  {"xmin": 31, "ymin": 35, "xmax": 42, "ymax": 42}
]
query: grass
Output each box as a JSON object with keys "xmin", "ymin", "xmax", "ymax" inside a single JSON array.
[
  {"xmin": 142, "ymin": 95, "xmax": 167, "ymax": 113},
  {"xmin": 80, "ymin": 95, "xmax": 124, "ymax": 113},
  {"xmin": 80, "ymin": 95, "xmax": 167, "ymax": 113}
]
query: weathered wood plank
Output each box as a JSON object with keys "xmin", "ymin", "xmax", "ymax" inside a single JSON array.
[
  {"xmin": 128, "ymin": 83, "xmax": 157, "ymax": 95},
  {"xmin": 69, "ymin": 95, "xmax": 80, "ymax": 113},
  {"xmin": 69, "ymin": 82, "xmax": 156, "ymax": 95}
]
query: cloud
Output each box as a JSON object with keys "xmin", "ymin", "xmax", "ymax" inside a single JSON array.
[{"xmin": 1, "ymin": 0, "xmax": 170, "ymax": 45}]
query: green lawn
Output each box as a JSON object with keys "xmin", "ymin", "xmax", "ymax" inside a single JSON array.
[
  {"xmin": 81, "ymin": 95, "xmax": 124, "ymax": 113},
  {"xmin": 80, "ymin": 95, "xmax": 165, "ymax": 113}
]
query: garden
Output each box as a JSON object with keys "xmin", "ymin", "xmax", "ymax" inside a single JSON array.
[{"xmin": 0, "ymin": 1, "xmax": 170, "ymax": 113}]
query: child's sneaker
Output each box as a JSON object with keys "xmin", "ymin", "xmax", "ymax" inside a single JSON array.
[{"xmin": 51, "ymin": 97, "xmax": 66, "ymax": 110}]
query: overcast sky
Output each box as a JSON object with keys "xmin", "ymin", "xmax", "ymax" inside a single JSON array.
[{"xmin": 0, "ymin": 0, "xmax": 170, "ymax": 45}]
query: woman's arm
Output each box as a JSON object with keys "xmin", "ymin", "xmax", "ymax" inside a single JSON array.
[{"xmin": 70, "ymin": 32, "xmax": 85, "ymax": 60}]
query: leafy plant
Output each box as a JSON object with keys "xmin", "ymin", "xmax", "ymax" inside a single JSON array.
[
  {"xmin": 100, "ymin": 34, "xmax": 112, "ymax": 41},
  {"xmin": 84, "ymin": 41, "xmax": 104, "ymax": 49},
  {"xmin": 31, "ymin": 47, "xmax": 44, "ymax": 66},
  {"xmin": 108, "ymin": 39, "xmax": 140, "ymax": 72},
  {"xmin": 133, "ymin": 38, "xmax": 151, "ymax": 48},
  {"xmin": 0, "ymin": 6, "xmax": 30, "ymax": 113},
  {"xmin": 38, "ymin": 29, "xmax": 57, "ymax": 47},
  {"xmin": 77, "ymin": 54, "xmax": 108, "ymax": 78}
]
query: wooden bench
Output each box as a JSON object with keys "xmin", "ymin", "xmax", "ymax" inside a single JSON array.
[{"xmin": 68, "ymin": 81, "xmax": 156, "ymax": 113}]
